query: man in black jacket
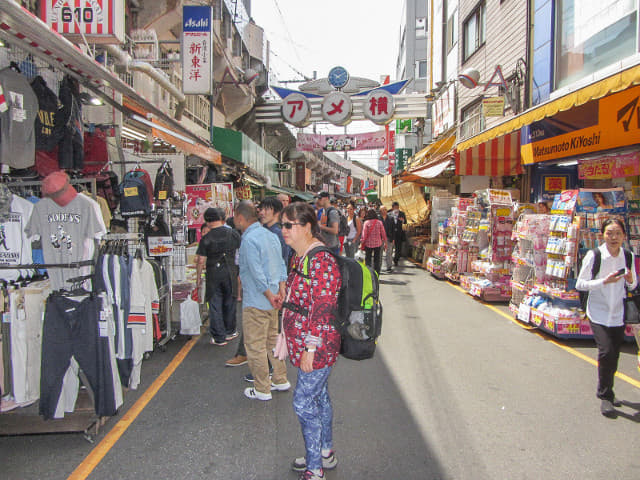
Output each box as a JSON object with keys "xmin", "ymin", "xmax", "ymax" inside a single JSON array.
[
  {"xmin": 196, "ymin": 208, "xmax": 241, "ymax": 345},
  {"xmin": 389, "ymin": 202, "xmax": 407, "ymax": 266},
  {"xmin": 380, "ymin": 206, "xmax": 394, "ymax": 272}
]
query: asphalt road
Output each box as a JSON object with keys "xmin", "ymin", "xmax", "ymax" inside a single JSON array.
[{"xmin": 2, "ymin": 261, "xmax": 640, "ymax": 479}]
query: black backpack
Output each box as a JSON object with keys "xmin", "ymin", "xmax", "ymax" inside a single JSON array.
[
  {"xmin": 327, "ymin": 207, "xmax": 350, "ymax": 237},
  {"xmin": 154, "ymin": 164, "xmax": 174, "ymax": 201},
  {"xmin": 119, "ymin": 173, "xmax": 151, "ymax": 217},
  {"xmin": 578, "ymin": 248, "xmax": 633, "ymax": 310},
  {"xmin": 285, "ymin": 246, "xmax": 383, "ymax": 360}
]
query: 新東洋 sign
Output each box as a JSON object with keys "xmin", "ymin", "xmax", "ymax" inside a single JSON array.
[{"xmin": 182, "ymin": 6, "xmax": 212, "ymax": 95}]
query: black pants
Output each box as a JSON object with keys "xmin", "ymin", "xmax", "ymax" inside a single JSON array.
[
  {"xmin": 206, "ymin": 267, "xmax": 236, "ymax": 343},
  {"xmin": 365, "ymin": 246, "xmax": 382, "ymax": 275},
  {"xmin": 393, "ymin": 236, "xmax": 404, "ymax": 264},
  {"xmin": 590, "ymin": 321, "xmax": 625, "ymax": 402},
  {"xmin": 58, "ymin": 132, "xmax": 84, "ymax": 170},
  {"xmin": 40, "ymin": 295, "xmax": 116, "ymax": 420}
]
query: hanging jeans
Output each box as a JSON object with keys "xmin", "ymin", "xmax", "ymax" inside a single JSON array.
[
  {"xmin": 39, "ymin": 295, "xmax": 117, "ymax": 420},
  {"xmin": 293, "ymin": 366, "xmax": 334, "ymax": 472}
]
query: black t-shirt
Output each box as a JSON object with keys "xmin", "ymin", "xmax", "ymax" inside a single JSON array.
[{"xmin": 196, "ymin": 226, "xmax": 240, "ymax": 270}]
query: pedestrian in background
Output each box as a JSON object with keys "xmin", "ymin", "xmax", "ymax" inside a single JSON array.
[
  {"xmin": 195, "ymin": 208, "xmax": 241, "ymax": 346},
  {"xmin": 277, "ymin": 193, "xmax": 291, "ymax": 211},
  {"xmin": 389, "ymin": 201, "xmax": 407, "ymax": 266},
  {"xmin": 234, "ymin": 201, "xmax": 290, "ymax": 400},
  {"xmin": 576, "ymin": 218, "xmax": 637, "ymax": 417},
  {"xmin": 379, "ymin": 205, "xmax": 394, "ymax": 272},
  {"xmin": 316, "ymin": 192, "xmax": 340, "ymax": 255},
  {"xmin": 360, "ymin": 208, "xmax": 386, "ymax": 275},
  {"xmin": 280, "ymin": 202, "xmax": 341, "ymax": 480},
  {"xmin": 343, "ymin": 203, "xmax": 361, "ymax": 259}
]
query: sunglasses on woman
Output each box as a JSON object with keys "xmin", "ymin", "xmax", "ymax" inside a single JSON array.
[{"xmin": 282, "ymin": 222, "xmax": 303, "ymax": 229}]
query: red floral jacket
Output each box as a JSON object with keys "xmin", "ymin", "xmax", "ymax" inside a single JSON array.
[{"xmin": 282, "ymin": 249, "xmax": 342, "ymax": 369}]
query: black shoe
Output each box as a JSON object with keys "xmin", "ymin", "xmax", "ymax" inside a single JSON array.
[
  {"xmin": 600, "ymin": 399, "xmax": 617, "ymax": 418},
  {"xmin": 613, "ymin": 397, "xmax": 622, "ymax": 407}
]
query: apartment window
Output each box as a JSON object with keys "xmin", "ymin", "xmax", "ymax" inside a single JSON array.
[
  {"xmin": 446, "ymin": 10, "xmax": 458, "ymax": 53},
  {"xmin": 463, "ymin": 3, "xmax": 485, "ymax": 61},
  {"xmin": 556, "ymin": 0, "xmax": 637, "ymax": 90},
  {"xmin": 460, "ymin": 101, "xmax": 484, "ymax": 140},
  {"xmin": 417, "ymin": 60, "xmax": 428, "ymax": 78}
]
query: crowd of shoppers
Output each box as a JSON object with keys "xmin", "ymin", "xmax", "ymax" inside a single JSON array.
[{"xmin": 195, "ymin": 193, "xmax": 404, "ymax": 479}]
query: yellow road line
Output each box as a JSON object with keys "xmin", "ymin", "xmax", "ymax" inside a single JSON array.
[
  {"xmin": 68, "ymin": 335, "xmax": 201, "ymax": 480},
  {"xmin": 443, "ymin": 280, "xmax": 640, "ymax": 390}
]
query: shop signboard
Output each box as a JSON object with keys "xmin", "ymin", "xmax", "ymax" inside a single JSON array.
[
  {"xmin": 185, "ymin": 182, "xmax": 233, "ymax": 227},
  {"xmin": 522, "ymin": 84, "xmax": 640, "ymax": 164},
  {"xmin": 433, "ymin": 84, "xmax": 455, "ymax": 138},
  {"xmin": 363, "ymin": 90, "xmax": 395, "ymax": 125},
  {"xmin": 296, "ymin": 131, "xmax": 388, "ymax": 152},
  {"xmin": 482, "ymin": 97, "xmax": 505, "ymax": 117},
  {"xmin": 181, "ymin": 6, "xmax": 213, "ymax": 95},
  {"xmin": 321, "ymin": 92, "xmax": 352, "ymax": 126},
  {"xmin": 235, "ymin": 185, "xmax": 252, "ymax": 200},
  {"xmin": 40, "ymin": 0, "xmax": 125, "ymax": 44},
  {"xmin": 487, "ymin": 189, "xmax": 512, "ymax": 205},
  {"xmin": 543, "ymin": 176, "xmax": 567, "ymax": 192},
  {"xmin": 578, "ymin": 151, "xmax": 640, "ymax": 179}
]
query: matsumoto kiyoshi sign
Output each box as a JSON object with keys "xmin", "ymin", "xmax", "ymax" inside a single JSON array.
[{"xmin": 521, "ymin": 84, "xmax": 640, "ymax": 164}]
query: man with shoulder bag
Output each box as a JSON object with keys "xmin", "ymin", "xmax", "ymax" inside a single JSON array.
[{"xmin": 196, "ymin": 208, "xmax": 241, "ymax": 346}]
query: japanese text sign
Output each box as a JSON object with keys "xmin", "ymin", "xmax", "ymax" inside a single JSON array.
[
  {"xmin": 321, "ymin": 92, "xmax": 352, "ymax": 126},
  {"xmin": 182, "ymin": 6, "xmax": 212, "ymax": 95},
  {"xmin": 282, "ymin": 93, "xmax": 311, "ymax": 127},
  {"xmin": 578, "ymin": 152, "xmax": 640, "ymax": 179},
  {"xmin": 364, "ymin": 90, "xmax": 395, "ymax": 125}
]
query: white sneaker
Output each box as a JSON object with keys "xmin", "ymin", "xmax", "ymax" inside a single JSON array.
[
  {"xmin": 271, "ymin": 381, "xmax": 291, "ymax": 391},
  {"xmin": 244, "ymin": 387, "xmax": 272, "ymax": 401}
]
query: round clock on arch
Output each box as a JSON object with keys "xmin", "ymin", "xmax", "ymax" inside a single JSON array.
[{"xmin": 328, "ymin": 66, "xmax": 349, "ymax": 89}]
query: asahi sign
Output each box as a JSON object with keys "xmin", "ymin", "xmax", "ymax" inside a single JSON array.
[{"xmin": 182, "ymin": 6, "xmax": 213, "ymax": 95}]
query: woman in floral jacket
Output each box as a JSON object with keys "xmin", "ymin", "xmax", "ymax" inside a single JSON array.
[{"xmin": 280, "ymin": 202, "xmax": 341, "ymax": 480}]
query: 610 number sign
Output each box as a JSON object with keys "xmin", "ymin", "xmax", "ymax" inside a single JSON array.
[{"xmin": 60, "ymin": 6, "xmax": 95, "ymax": 24}]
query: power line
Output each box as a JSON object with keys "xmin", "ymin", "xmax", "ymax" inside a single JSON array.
[
  {"xmin": 269, "ymin": 50, "xmax": 311, "ymax": 82},
  {"xmin": 271, "ymin": 0, "xmax": 304, "ymax": 65}
]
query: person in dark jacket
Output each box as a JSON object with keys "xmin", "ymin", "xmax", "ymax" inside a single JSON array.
[
  {"xmin": 389, "ymin": 202, "xmax": 407, "ymax": 266},
  {"xmin": 379, "ymin": 206, "xmax": 394, "ymax": 272},
  {"xmin": 196, "ymin": 208, "xmax": 241, "ymax": 345}
]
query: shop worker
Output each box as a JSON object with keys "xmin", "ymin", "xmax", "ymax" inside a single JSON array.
[
  {"xmin": 389, "ymin": 201, "xmax": 407, "ymax": 266},
  {"xmin": 234, "ymin": 201, "xmax": 289, "ymax": 400},
  {"xmin": 196, "ymin": 208, "xmax": 241, "ymax": 346},
  {"xmin": 576, "ymin": 218, "xmax": 637, "ymax": 417}
]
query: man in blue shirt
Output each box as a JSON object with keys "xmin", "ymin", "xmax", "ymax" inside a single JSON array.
[{"xmin": 235, "ymin": 201, "xmax": 289, "ymax": 401}]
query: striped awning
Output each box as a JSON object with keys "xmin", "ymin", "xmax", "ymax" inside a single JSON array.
[{"xmin": 455, "ymin": 131, "xmax": 522, "ymax": 176}]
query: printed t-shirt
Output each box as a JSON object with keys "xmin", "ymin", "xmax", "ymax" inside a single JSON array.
[
  {"xmin": 0, "ymin": 195, "xmax": 34, "ymax": 281},
  {"xmin": 25, "ymin": 194, "xmax": 105, "ymax": 290}
]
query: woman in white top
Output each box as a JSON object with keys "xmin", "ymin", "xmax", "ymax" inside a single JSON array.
[
  {"xmin": 343, "ymin": 203, "xmax": 362, "ymax": 259},
  {"xmin": 576, "ymin": 218, "xmax": 637, "ymax": 417}
]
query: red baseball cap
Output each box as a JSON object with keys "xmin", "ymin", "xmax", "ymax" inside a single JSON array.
[{"xmin": 42, "ymin": 171, "xmax": 77, "ymax": 206}]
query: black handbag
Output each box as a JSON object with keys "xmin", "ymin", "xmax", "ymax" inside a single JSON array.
[{"xmin": 624, "ymin": 287, "xmax": 640, "ymax": 325}]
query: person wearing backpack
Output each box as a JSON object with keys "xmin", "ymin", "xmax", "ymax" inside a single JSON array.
[
  {"xmin": 316, "ymin": 192, "xmax": 341, "ymax": 255},
  {"xmin": 576, "ymin": 218, "xmax": 637, "ymax": 417},
  {"xmin": 280, "ymin": 202, "xmax": 342, "ymax": 480}
]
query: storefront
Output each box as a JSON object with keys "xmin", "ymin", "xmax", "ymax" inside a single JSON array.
[{"xmin": 0, "ymin": 2, "xmax": 223, "ymax": 438}]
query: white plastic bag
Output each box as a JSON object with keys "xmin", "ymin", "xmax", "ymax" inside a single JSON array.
[{"xmin": 180, "ymin": 297, "xmax": 202, "ymax": 335}]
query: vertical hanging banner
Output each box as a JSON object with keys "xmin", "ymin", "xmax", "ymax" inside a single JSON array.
[{"xmin": 182, "ymin": 6, "xmax": 213, "ymax": 95}]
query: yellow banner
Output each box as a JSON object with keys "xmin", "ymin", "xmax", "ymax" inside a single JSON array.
[{"xmin": 522, "ymin": 85, "xmax": 640, "ymax": 164}]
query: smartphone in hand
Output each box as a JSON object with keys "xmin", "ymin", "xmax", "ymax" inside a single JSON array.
[{"xmin": 615, "ymin": 267, "xmax": 627, "ymax": 277}]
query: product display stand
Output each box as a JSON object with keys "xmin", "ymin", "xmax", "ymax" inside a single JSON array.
[{"xmin": 0, "ymin": 261, "xmax": 105, "ymax": 442}]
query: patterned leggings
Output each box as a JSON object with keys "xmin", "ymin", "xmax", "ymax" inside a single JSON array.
[{"xmin": 293, "ymin": 366, "xmax": 333, "ymax": 471}]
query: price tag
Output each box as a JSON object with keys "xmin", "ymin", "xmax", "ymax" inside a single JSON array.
[
  {"xmin": 158, "ymin": 190, "xmax": 168, "ymax": 200},
  {"xmin": 124, "ymin": 187, "xmax": 139, "ymax": 197}
]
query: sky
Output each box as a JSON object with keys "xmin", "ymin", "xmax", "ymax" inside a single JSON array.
[{"xmin": 251, "ymin": 0, "xmax": 405, "ymax": 170}]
